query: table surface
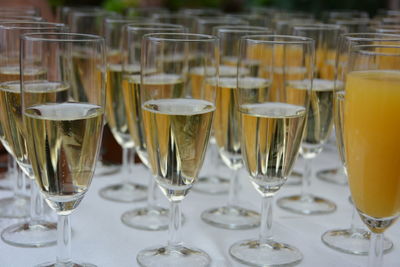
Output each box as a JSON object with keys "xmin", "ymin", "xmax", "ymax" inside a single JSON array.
[{"xmin": 0, "ymin": 145, "xmax": 399, "ymax": 267}]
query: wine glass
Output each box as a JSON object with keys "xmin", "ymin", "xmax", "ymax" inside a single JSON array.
[
  {"xmin": 21, "ymin": 32, "xmax": 106, "ymax": 267},
  {"xmin": 229, "ymin": 34, "xmax": 313, "ymax": 266},
  {"xmin": 342, "ymin": 44, "xmax": 400, "ymax": 267},
  {"xmin": 0, "ymin": 6, "xmax": 41, "ymax": 16},
  {"xmin": 120, "ymin": 23, "xmax": 186, "ymax": 231},
  {"xmin": 373, "ymin": 25, "xmax": 400, "ymax": 34},
  {"xmin": 277, "ymin": 24, "xmax": 342, "ymax": 215},
  {"xmin": 152, "ymin": 13, "xmax": 196, "ymax": 32},
  {"xmin": 201, "ymin": 25, "xmax": 274, "ymax": 230},
  {"xmin": 0, "ymin": 15, "xmax": 46, "ymax": 217},
  {"xmin": 321, "ymin": 33, "xmax": 399, "ymax": 255},
  {"xmin": 67, "ymin": 8, "xmax": 119, "ymax": 177},
  {"xmin": 192, "ymin": 16, "xmax": 249, "ymax": 195},
  {"xmin": 136, "ymin": 33, "xmax": 217, "ymax": 266},
  {"xmin": 126, "ymin": 7, "xmax": 169, "ymax": 18},
  {"xmin": 0, "ymin": 21, "xmax": 67, "ymax": 248},
  {"xmin": 98, "ymin": 18, "xmax": 156, "ymax": 203}
]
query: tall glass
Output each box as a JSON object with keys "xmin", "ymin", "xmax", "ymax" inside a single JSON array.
[
  {"xmin": 229, "ymin": 35, "xmax": 313, "ymax": 266},
  {"xmin": 192, "ymin": 16, "xmax": 249, "ymax": 195},
  {"xmin": 0, "ymin": 16, "xmax": 45, "ymax": 218},
  {"xmin": 21, "ymin": 32, "xmax": 106, "ymax": 267},
  {"xmin": 67, "ymin": 8, "xmax": 119, "ymax": 177},
  {"xmin": 0, "ymin": 6, "xmax": 40, "ymax": 16},
  {"xmin": 136, "ymin": 33, "xmax": 217, "ymax": 266},
  {"xmin": 201, "ymin": 25, "xmax": 274, "ymax": 230},
  {"xmin": 0, "ymin": 21, "xmax": 66, "ymax": 248},
  {"xmin": 120, "ymin": 23, "xmax": 185, "ymax": 231},
  {"xmin": 98, "ymin": 18, "xmax": 155, "ymax": 203},
  {"xmin": 342, "ymin": 44, "xmax": 400, "ymax": 267},
  {"xmin": 152, "ymin": 13, "xmax": 196, "ymax": 32},
  {"xmin": 321, "ymin": 33, "xmax": 399, "ymax": 255},
  {"xmin": 277, "ymin": 24, "xmax": 342, "ymax": 215},
  {"xmin": 126, "ymin": 7, "xmax": 168, "ymax": 18}
]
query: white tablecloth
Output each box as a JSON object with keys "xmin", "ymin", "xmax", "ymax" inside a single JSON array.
[{"xmin": 0, "ymin": 146, "xmax": 399, "ymax": 267}]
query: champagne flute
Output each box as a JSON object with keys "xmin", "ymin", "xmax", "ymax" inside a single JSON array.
[
  {"xmin": 342, "ymin": 44, "xmax": 400, "ymax": 267},
  {"xmin": 315, "ymin": 18, "xmax": 371, "ymax": 186},
  {"xmin": 201, "ymin": 25, "xmax": 273, "ymax": 230},
  {"xmin": 277, "ymin": 24, "xmax": 342, "ymax": 215},
  {"xmin": 137, "ymin": 33, "xmax": 217, "ymax": 266},
  {"xmin": 321, "ymin": 33, "xmax": 399, "ymax": 255},
  {"xmin": 0, "ymin": 21, "xmax": 67, "ymax": 248},
  {"xmin": 0, "ymin": 15, "xmax": 46, "ymax": 218},
  {"xmin": 229, "ymin": 35, "xmax": 313, "ymax": 266},
  {"xmin": 21, "ymin": 32, "xmax": 106, "ymax": 267},
  {"xmin": 120, "ymin": 23, "xmax": 186, "ymax": 231},
  {"xmin": 192, "ymin": 16, "xmax": 249, "ymax": 195},
  {"xmin": 98, "ymin": 18, "xmax": 155, "ymax": 203},
  {"xmin": 67, "ymin": 8, "xmax": 119, "ymax": 177}
]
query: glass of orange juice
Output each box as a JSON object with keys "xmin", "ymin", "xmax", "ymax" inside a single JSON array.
[{"xmin": 344, "ymin": 44, "xmax": 400, "ymax": 267}]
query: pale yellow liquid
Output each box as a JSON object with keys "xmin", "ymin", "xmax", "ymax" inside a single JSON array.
[{"xmin": 142, "ymin": 98, "xmax": 215, "ymax": 202}]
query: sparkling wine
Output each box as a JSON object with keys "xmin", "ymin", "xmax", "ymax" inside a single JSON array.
[
  {"xmin": 106, "ymin": 64, "xmax": 133, "ymax": 147},
  {"xmin": 287, "ymin": 79, "xmax": 334, "ymax": 156},
  {"xmin": 24, "ymin": 102, "xmax": 104, "ymax": 214},
  {"xmin": 240, "ymin": 102, "xmax": 306, "ymax": 195},
  {"xmin": 123, "ymin": 73, "xmax": 184, "ymax": 166},
  {"xmin": 0, "ymin": 79, "xmax": 68, "ymax": 178},
  {"xmin": 142, "ymin": 98, "xmax": 214, "ymax": 201}
]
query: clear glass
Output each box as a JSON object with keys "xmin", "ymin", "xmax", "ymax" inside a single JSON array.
[
  {"xmin": 277, "ymin": 24, "xmax": 342, "ymax": 215},
  {"xmin": 0, "ymin": 21, "xmax": 67, "ymax": 248},
  {"xmin": 201, "ymin": 26, "xmax": 275, "ymax": 230},
  {"xmin": 98, "ymin": 18, "xmax": 159, "ymax": 203},
  {"xmin": 120, "ymin": 23, "xmax": 185, "ymax": 231},
  {"xmin": 229, "ymin": 35, "xmax": 314, "ymax": 266},
  {"xmin": 136, "ymin": 33, "xmax": 217, "ymax": 266},
  {"xmin": 341, "ymin": 44, "xmax": 400, "ymax": 267},
  {"xmin": 21, "ymin": 32, "xmax": 106, "ymax": 266},
  {"xmin": 321, "ymin": 33, "xmax": 400, "ymax": 255},
  {"xmin": 192, "ymin": 18, "xmax": 248, "ymax": 195}
]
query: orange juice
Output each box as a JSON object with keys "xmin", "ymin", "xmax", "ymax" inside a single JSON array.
[{"xmin": 344, "ymin": 70, "xmax": 400, "ymax": 220}]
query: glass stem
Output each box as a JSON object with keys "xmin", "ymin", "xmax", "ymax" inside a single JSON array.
[
  {"xmin": 168, "ymin": 200, "xmax": 182, "ymax": 248},
  {"xmin": 121, "ymin": 146, "xmax": 130, "ymax": 185},
  {"xmin": 227, "ymin": 169, "xmax": 239, "ymax": 207},
  {"xmin": 301, "ymin": 157, "xmax": 314, "ymax": 199},
  {"xmin": 259, "ymin": 195, "xmax": 274, "ymax": 245},
  {"xmin": 14, "ymin": 165, "xmax": 26, "ymax": 198},
  {"xmin": 57, "ymin": 214, "xmax": 72, "ymax": 265},
  {"xmin": 29, "ymin": 177, "xmax": 44, "ymax": 223},
  {"xmin": 368, "ymin": 232, "xmax": 384, "ymax": 267},
  {"xmin": 146, "ymin": 172, "xmax": 157, "ymax": 208}
]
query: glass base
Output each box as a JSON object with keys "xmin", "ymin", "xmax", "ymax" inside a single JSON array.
[
  {"xmin": 121, "ymin": 206, "xmax": 170, "ymax": 231},
  {"xmin": 317, "ymin": 168, "xmax": 347, "ymax": 185},
  {"xmin": 1, "ymin": 220, "xmax": 57, "ymax": 248},
  {"xmin": 192, "ymin": 176, "xmax": 229, "ymax": 195},
  {"xmin": 36, "ymin": 261, "xmax": 96, "ymax": 267},
  {"xmin": 277, "ymin": 194, "xmax": 337, "ymax": 215},
  {"xmin": 95, "ymin": 161, "xmax": 120, "ymax": 177},
  {"xmin": 137, "ymin": 244, "xmax": 211, "ymax": 267},
  {"xmin": 0, "ymin": 196, "xmax": 30, "ymax": 219},
  {"xmin": 201, "ymin": 205, "xmax": 260, "ymax": 230},
  {"xmin": 99, "ymin": 182, "xmax": 147, "ymax": 203},
  {"xmin": 285, "ymin": 171, "xmax": 302, "ymax": 186},
  {"xmin": 229, "ymin": 239, "xmax": 303, "ymax": 267},
  {"xmin": 321, "ymin": 228, "xmax": 393, "ymax": 255}
]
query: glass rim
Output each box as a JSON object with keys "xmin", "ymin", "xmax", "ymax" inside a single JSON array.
[
  {"xmin": 195, "ymin": 16, "xmax": 247, "ymax": 23},
  {"xmin": 152, "ymin": 13, "xmax": 194, "ymax": 19},
  {"xmin": 292, "ymin": 23, "xmax": 343, "ymax": 30},
  {"xmin": 352, "ymin": 44, "xmax": 400, "ymax": 56},
  {"xmin": 125, "ymin": 22, "xmax": 184, "ymax": 31},
  {"xmin": 21, "ymin": 32, "xmax": 105, "ymax": 43},
  {"xmin": 104, "ymin": 17, "xmax": 148, "ymax": 24},
  {"xmin": 143, "ymin": 32, "xmax": 218, "ymax": 43},
  {"xmin": 240, "ymin": 34, "xmax": 314, "ymax": 45},
  {"xmin": 341, "ymin": 32, "xmax": 400, "ymax": 43},
  {"xmin": 213, "ymin": 25, "xmax": 273, "ymax": 34},
  {"xmin": 0, "ymin": 21, "xmax": 65, "ymax": 29}
]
